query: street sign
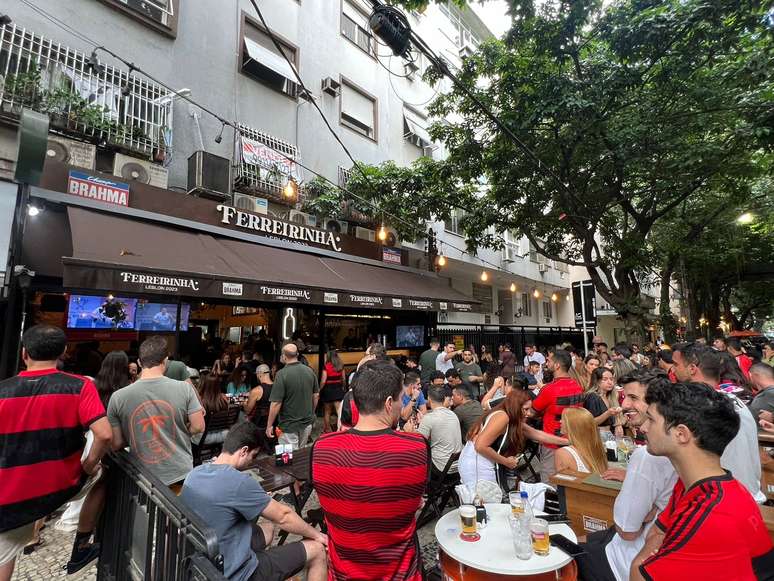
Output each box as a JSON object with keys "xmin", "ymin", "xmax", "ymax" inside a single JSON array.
[{"xmin": 572, "ymin": 280, "xmax": 596, "ymax": 328}]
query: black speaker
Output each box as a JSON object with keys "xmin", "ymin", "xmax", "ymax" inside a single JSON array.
[
  {"xmin": 41, "ymin": 294, "xmax": 67, "ymax": 312},
  {"xmin": 187, "ymin": 151, "xmax": 231, "ymax": 200}
]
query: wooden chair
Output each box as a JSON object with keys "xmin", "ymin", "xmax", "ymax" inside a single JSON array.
[
  {"xmin": 417, "ymin": 452, "xmax": 462, "ymax": 528},
  {"xmin": 193, "ymin": 405, "xmax": 241, "ymax": 465}
]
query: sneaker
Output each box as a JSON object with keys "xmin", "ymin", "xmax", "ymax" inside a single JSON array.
[{"xmin": 66, "ymin": 543, "xmax": 100, "ymax": 574}]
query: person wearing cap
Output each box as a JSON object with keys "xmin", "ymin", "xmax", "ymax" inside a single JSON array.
[{"xmin": 245, "ymin": 364, "xmax": 274, "ymax": 433}]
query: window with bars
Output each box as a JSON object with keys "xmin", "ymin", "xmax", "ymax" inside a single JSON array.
[
  {"xmin": 235, "ymin": 123, "xmax": 300, "ymax": 201},
  {"xmin": 340, "ymin": 79, "xmax": 377, "ymax": 140},
  {"xmin": 543, "ymin": 301, "xmax": 553, "ymax": 321},
  {"xmin": 341, "ymin": 0, "xmax": 375, "ymax": 56},
  {"xmin": 0, "ymin": 23, "xmax": 170, "ymax": 155},
  {"xmin": 338, "ymin": 166, "xmax": 354, "ymax": 187}
]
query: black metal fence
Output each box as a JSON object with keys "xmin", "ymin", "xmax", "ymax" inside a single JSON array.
[
  {"xmin": 434, "ymin": 324, "xmax": 592, "ymax": 359},
  {"xmin": 97, "ymin": 450, "xmax": 225, "ymax": 581}
]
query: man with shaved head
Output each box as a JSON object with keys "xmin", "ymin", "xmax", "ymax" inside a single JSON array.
[{"xmin": 266, "ymin": 342, "xmax": 319, "ymax": 448}]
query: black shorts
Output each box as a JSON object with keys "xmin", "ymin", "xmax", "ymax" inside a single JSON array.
[
  {"xmin": 248, "ymin": 525, "xmax": 307, "ymax": 581},
  {"xmin": 576, "ymin": 527, "xmax": 617, "ymax": 581}
]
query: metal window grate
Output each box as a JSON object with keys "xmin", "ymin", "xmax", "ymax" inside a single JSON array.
[
  {"xmin": 0, "ymin": 22, "xmax": 171, "ymax": 156},
  {"xmin": 235, "ymin": 123, "xmax": 302, "ymax": 202},
  {"xmin": 338, "ymin": 166, "xmax": 353, "ymax": 187}
]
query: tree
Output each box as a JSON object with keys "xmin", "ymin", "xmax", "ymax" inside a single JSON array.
[{"xmin": 332, "ymin": 0, "xmax": 774, "ymax": 335}]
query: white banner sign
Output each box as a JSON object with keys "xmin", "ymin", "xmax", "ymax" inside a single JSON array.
[{"xmin": 240, "ymin": 136, "xmax": 298, "ymax": 179}]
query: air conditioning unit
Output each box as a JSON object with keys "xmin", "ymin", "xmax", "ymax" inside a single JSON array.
[
  {"xmin": 233, "ymin": 193, "xmax": 266, "ymax": 213},
  {"xmin": 355, "ymin": 226, "xmax": 376, "ymax": 242},
  {"xmin": 538, "ymin": 263, "xmax": 549, "ymax": 273},
  {"xmin": 502, "ymin": 245, "xmax": 515, "ymax": 264},
  {"xmin": 113, "ymin": 153, "xmax": 168, "ymax": 189},
  {"xmin": 382, "ymin": 226, "xmax": 401, "ymax": 248},
  {"xmin": 288, "ymin": 210, "xmax": 317, "ymax": 227},
  {"xmin": 45, "ymin": 136, "xmax": 96, "ymax": 170},
  {"xmin": 422, "ymin": 145, "xmax": 436, "ymax": 157},
  {"xmin": 321, "ymin": 77, "xmax": 341, "ymax": 97},
  {"xmin": 187, "ymin": 151, "xmax": 231, "ymax": 200},
  {"xmin": 459, "ymin": 42, "xmax": 475, "ymax": 59},
  {"xmin": 324, "ymin": 219, "xmax": 349, "ymax": 234}
]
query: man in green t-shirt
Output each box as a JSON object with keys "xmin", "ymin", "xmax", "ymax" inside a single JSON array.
[
  {"xmin": 418, "ymin": 337, "xmax": 440, "ymax": 384},
  {"xmin": 267, "ymin": 343, "xmax": 319, "ymax": 448},
  {"xmin": 455, "ymin": 349, "xmax": 484, "ymax": 398}
]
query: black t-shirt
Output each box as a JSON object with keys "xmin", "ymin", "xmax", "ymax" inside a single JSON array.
[{"xmin": 583, "ymin": 392, "xmax": 613, "ymax": 427}]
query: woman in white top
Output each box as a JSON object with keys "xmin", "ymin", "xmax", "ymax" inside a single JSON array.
[
  {"xmin": 459, "ymin": 387, "xmax": 567, "ymax": 488},
  {"xmin": 554, "ymin": 407, "xmax": 609, "ymax": 475}
]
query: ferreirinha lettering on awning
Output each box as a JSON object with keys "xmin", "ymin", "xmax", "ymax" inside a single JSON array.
[
  {"xmin": 63, "ymin": 262, "xmax": 479, "ymax": 312},
  {"xmin": 217, "ymin": 205, "xmax": 342, "ymax": 252}
]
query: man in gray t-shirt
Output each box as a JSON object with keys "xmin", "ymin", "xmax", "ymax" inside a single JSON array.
[
  {"xmin": 181, "ymin": 423, "xmax": 327, "ymax": 581},
  {"xmin": 107, "ymin": 336, "xmax": 204, "ymax": 487}
]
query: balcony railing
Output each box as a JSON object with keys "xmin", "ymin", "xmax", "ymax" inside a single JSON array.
[
  {"xmin": 234, "ymin": 123, "xmax": 304, "ymax": 205},
  {"xmin": 0, "ymin": 22, "xmax": 171, "ymax": 156}
]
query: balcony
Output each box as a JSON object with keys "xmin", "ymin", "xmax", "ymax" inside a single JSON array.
[
  {"xmin": 234, "ymin": 123, "xmax": 304, "ymax": 206},
  {"xmin": 0, "ymin": 22, "xmax": 171, "ymax": 157}
]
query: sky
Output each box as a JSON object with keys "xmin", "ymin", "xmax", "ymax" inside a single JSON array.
[{"xmin": 470, "ymin": 1, "xmax": 512, "ymax": 37}]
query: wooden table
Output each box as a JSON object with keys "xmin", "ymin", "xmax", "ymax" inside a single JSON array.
[
  {"xmin": 253, "ymin": 446, "xmax": 312, "ymax": 514},
  {"xmin": 761, "ymin": 505, "xmax": 774, "ymax": 544},
  {"xmin": 550, "ymin": 471, "xmax": 621, "ymax": 538},
  {"xmin": 761, "ymin": 444, "xmax": 774, "ymax": 502},
  {"xmin": 759, "ymin": 432, "xmax": 774, "ymax": 447}
]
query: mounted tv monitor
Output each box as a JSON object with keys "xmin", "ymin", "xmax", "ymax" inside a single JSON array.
[
  {"xmin": 396, "ymin": 325, "xmax": 425, "ymax": 348},
  {"xmin": 66, "ymin": 295, "xmax": 137, "ymax": 330},
  {"xmin": 135, "ymin": 302, "xmax": 191, "ymax": 332}
]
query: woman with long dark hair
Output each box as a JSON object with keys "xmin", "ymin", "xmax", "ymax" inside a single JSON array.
[
  {"xmin": 717, "ymin": 351, "xmax": 753, "ymax": 399},
  {"xmin": 459, "ymin": 388, "xmax": 567, "ymax": 488},
  {"xmin": 583, "ymin": 367, "xmax": 624, "ymax": 437},
  {"xmin": 94, "ymin": 350, "xmax": 130, "ymax": 407},
  {"xmin": 225, "ymin": 366, "xmax": 250, "ymax": 395},
  {"xmin": 197, "ymin": 374, "xmax": 229, "ymax": 445},
  {"xmin": 319, "ymin": 350, "xmax": 345, "ymax": 433}
]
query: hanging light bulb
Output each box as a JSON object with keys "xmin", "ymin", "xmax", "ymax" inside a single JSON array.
[
  {"xmin": 533, "ymin": 288, "xmax": 541, "ymax": 299},
  {"xmin": 565, "ymin": 293, "xmax": 570, "ymax": 301},
  {"xmin": 480, "ymin": 271, "xmax": 488, "ymax": 282},
  {"xmin": 510, "ymin": 282, "xmax": 516, "ymax": 293},
  {"xmin": 283, "ymin": 178, "xmax": 298, "ymax": 199},
  {"xmin": 378, "ymin": 224, "xmax": 387, "ymax": 241},
  {"xmin": 551, "ymin": 292, "xmax": 559, "ymax": 302},
  {"xmin": 437, "ymin": 254, "xmax": 447, "ymax": 267}
]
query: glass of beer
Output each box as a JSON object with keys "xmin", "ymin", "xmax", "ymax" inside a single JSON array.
[
  {"xmin": 459, "ymin": 505, "xmax": 477, "ymax": 538},
  {"xmin": 530, "ymin": 518, "xmax": 550, "ymax": 556}
]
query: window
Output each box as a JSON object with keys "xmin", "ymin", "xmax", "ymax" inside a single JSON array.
[
  {"xmin": 521, "ymin": 293, "xmax": 532, "ymax": 317},
  {"xmin": 240, "ymin": 19, "xmax": 299, "ymax": 99},
  {"xmin": 99, "ymin": 0, "xmax": 178, "ymax": 36},
  {"xmin": 341, "ymin": 0, "xmax": 374, "ymax": 56},
  {"xmin": 340, "ymin": 79, "xmax": 377, "ymax": 140},
  {"xmin": 404, "ymin": 107, "xmax": 433, "ymax": 151},
  {"xmin": 444, "ymin": 208, "xmax": 466, "ymax": 235},
  {"xmin": 529, "ymin": 241, "xmax": 538, "ymax": 263},
  {"xmin": 473, "ymin": 283, "xmax": 493, "ymax": 314},
  {"xmin": 543, "ymin": 301, "xmax": 553, "ymax": 321},
  {"xmin": 438, "ymin": 1, "xmax": 481, "ymax": 50}
]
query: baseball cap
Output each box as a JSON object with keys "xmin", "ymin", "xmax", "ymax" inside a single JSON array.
[{"xmin": 256, "ymin": 364, "xmax": 271, "ymax": 375}]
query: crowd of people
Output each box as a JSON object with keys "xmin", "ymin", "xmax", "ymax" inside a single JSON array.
[{"xmin": 1, "ymin": 324, "xmax": 772, "ymax": 581}]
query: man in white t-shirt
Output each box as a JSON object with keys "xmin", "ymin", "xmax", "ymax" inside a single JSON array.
[
  {"xmin": 577, "ymin": 369, "xmax": 677, "ymax": 581},
  {"xmin": 524, "ymin": 344, "xmax": 546, "ymax": 382},
  {"xmin": 436, "ymin": 342, "xmax": 460, "ymax": 374}
]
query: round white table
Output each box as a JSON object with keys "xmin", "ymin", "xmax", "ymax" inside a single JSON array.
[{"xmin": 435, "ymin": 504, "xmax": 578, "ymax": 579}]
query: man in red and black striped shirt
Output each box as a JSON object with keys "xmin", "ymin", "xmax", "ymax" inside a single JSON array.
[
  {"xmin": 630, "ymin": 380, "xmax": 773, "ymax": 581},
  {"xmin": 0, "ymin": 325, "xmax": 112, "ymax": 581},
  {"xmin": 312, "ymin": 360, "xmax": 429, "ymax": 581}
]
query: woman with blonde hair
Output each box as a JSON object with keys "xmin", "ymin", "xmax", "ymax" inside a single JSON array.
[{"xmin": 554, "ymin": 407, "xmax": 608, "ymax": 474}]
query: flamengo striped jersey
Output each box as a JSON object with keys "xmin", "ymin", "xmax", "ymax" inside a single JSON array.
[
  {"xmin": 0, "ymin": 369, "xmax": 105, "ymax": 532},
  {"xmin": 532, "ymin": 377, "xmax": 583, "ymax": 448},
  {"xmin": 311, "ymin": 428, "xmax": 430, "ymax": 581},
  {"xmin": 641, "ymin": 473, "xmax": 774, "ymax": 580}
]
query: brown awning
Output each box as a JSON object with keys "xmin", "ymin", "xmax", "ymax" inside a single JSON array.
[{"xmin": 61, "ymin": 207, "xmax": 477, "ymax": 312}]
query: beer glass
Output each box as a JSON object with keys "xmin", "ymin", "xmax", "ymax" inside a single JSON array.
[
  {"xmin": 459, "ymin": 505, "xmax": 477, "ymax": 538},
  {"xmin": 530, "ymin": 518, "xmax": 550, "ymax": 556}
]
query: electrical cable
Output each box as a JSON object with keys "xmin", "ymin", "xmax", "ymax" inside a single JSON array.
[{"xmin": 14, "ymin": 0, "xmax": 510, "ymax": 273}]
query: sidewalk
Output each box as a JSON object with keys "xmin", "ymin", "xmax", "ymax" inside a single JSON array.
[{"xmin": 11, "ymin": 525, "xmax": 95, "ymax": 581}]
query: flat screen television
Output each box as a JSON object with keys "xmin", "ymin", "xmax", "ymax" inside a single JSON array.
[
  {"xmin": 396, "ymin": 325, "xmax": 425, "ymax": 348},
  {"xmin": 66, "ymin": 295, "xmax": 137, "ymax": 330},
  {"xmin": 135, "ymin": 302, "xmax": 191, "ymax": 332}
]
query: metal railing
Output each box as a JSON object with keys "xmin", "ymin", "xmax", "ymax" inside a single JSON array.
[
  {"xmin": 434, "ymin": 324, "xmax": 591, "ymax": 358},
  {"xmin": 97, "ymin": 450, "xmax": 225, "ymax": 581},
  {"xmin": 234, "ymin": 122, "xmax": 303, "ymax": 204},
  {"xmin": 0, "ymin": 22, "xmax": 171, "ymax": 155}
]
